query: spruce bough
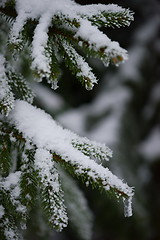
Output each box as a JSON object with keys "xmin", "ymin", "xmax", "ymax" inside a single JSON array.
[{"xmin": 0, "ymin": 1, "xmax": 134, "ymax": 239}]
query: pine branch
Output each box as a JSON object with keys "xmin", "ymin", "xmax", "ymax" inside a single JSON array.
[
  {"xmin": 46, "ymin": 40, "xmax": 62, "ymax": 89},
  {"xmin": 52, "ymin": 12, "xmax": 80, "ymax": 29},
  {"xmin": 52, "ymin": 153, "xmax": 132, "ymax": 200},
  {"xmin": 0, "ymin": 54, "xmax": 15, "ymax": 116},
  {"xmin": 72, "ymin": 137, "xmax": 112, "ymax": 164},
  {"xmin": 0, "ymin": 1, "xmax": 133, "ymax": 88},
  {"xmin": 0, "ymin": 11, "xmax": 14, "ymax": 24},
  {"xmin": 57, "ymin": 36, "xmax": 97, "ymax": 90},
  {"xmin": 34, "ymin": 148, "xmax": 68, "ymax": 231},
  {"xmin": 8, "ymin": 100, "xmax": 134, "ymax": 218},
  {"xmin": 82, "ymin": 8, "xmax": 134, "ymax": 28},
  {"xmin": 0, "ymin": 1, "xmax": 135, "ymax": 239},
  {"xmin": 0, "ymin": 213, "xmax": 23, "ymax": 240},
  {"xmin": 0, "ymin": 172, "xmax": 28, "ymax": 236},
  {"xmin": 0, "ymin": 129, "xmax": 12, "ymax": 176},
  {"xmin": 19, "ymin": 148, "xmax": 37, "ymax": 211},
  {"xmin": 6, "ymin": 71, "xmax": 34, "ymax": 103},
  {"xmin": 1, "ymin": 100, "xmax": 134, "ymax": 217},
  {"xmin": 52, "ymin": 26, "xmax": 126, "ymax": 67}
]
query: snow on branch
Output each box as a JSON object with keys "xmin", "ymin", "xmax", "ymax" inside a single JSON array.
[
  {"xmin": 1, "ymin": 171, "xmax": 27, "ymax": 219},
  {"xmin": 0, "ymin": 2, "xmax": 135, "ymax": 237},
  {"xmin": 34, "ymin": 148, "xmax": 68, "ymax": 231},
  {"xmin": 31, "ymin": 12, "xmax": 53, "ymax": 79},
  {"xmin": 76, "ymin": 4, "xmax": 134, "ymax": 28},
  {"xmin": 0, "ymin": 54, "xmax": 15, "ymax": 116},
  {"xmin": 3, "ymin": 0, "xmax": 134, "ymax": 89},
  {"xmin": 0, "ymin": 54, "xmax": 34, "ymax": 116},
  {"xmin": 74, "ymin": 19, "xmax": 128, "ymax": 66},
  {"xmin": 59, "ymin": 37, "xmax": 98, "ymax": 90},
  {"xmin": 9, "ymin": 100, "xmax": 134, "ymax": 217},
  {"xmin": 71, "ymin": 136, "xmax": 112, "ymax": 164},
  {"xmin": 0, "ymin": 171, "xmax": 27, "ymax": 239}
]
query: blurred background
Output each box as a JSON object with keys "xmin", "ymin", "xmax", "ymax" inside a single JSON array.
[{"xmin": 33, "ymin": 0, "xmax": 160, "ymax": 239}]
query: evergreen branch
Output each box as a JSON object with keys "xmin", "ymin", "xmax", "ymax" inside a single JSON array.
[
  {"xmin": 74, "ymin": 19, "xmax": 128, "ymax": 66},
  {"xmin": 8, "ymin": 100, "xmax": 134, "ymax": 217},
  {"xmin": 0, "ymin": 122, "xmax": 25, "ymax": 143},
  {"xmin": 0, "ymin": 172, "xmax": 28, "ymax": 233},
  {"xmin": 0, "ymin": 212, "xmax": 23, "ymax": 240},
  {"xmin": 52, "ymin": 26, "xmax": 126, "ymax": 67},
  {"xmin": 45, "ymin": 40, "xmax": 62, "ymax": 89},
  {"xmin": 30, "ymin": 12, "xmax": 53, "ymax": 81},
  {"xmin": 34, "ymin": 148, "xmax": 68, "ymax": 231},
  {"xmin": 0, "ymin": 1, "xmax": 135, "ymax": 239},
  {"xmin": 52, "ymin": 9, "xmax": 134, "ymax": 30},
  {"xmin": 71, "ymin": 137, "xmax": 112, "ymax": 164},
  {"xmin": 52, "ymin": 153, "xmax": 133, "ymax": 200},
  {"xmin": 0, "ymin": 54, "xmax": 15, "ymax": 116},
  {"xmin": 57, "ymin": 36, "xmax": 97, "ymax": 90},
  {"xmin": 6, "ymin": 71, "xmax": 34, "ymax": 103},
  {"xmin": 0, "ymin": 188, "xmax": 24, "ymax": 223},
  {"xmin": 52, "ymin": 13, "xmax": 80, "ymax": 28},
  {"xmin": 32, "ymin": 38, "xmax": 62, "ymax": 89},
  {"xmin": 83, "ymin": 9, "xmax": 134, "ymax": 28},
  {"xmin": 0, "ymin": 131, "xmax": 12, "ymax": 176},
  {"xmin": 0, "ymin": 91, "xmax": 15, "ymax": 116},
  {"xmin": 19, "ymin": 148, "xmax": 37, "ymax": 211},
  {"xmin": 1, "ymin": 1, "xmax": 131, "ymax": 87},
  {"xmin": 0, "ymin": 11, "xmax": 14, "ymax": 24}
]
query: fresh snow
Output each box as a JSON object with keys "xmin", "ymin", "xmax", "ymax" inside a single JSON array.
[
  {"xmin": 34, "ymin": 149, "xmax": 60, "ymax": 193},
  {"xmin": 9, "ymin": 100, "xmax": 134, "ymax": 217},
  {"xmin": 1, "ymin": 172, "xmax": 27, "ymax": 215},
  {"xmin": 61, "ymin": 39, "xmax": 98, "ymax": 90},
  {"xmin": 15, "ymin": 0, "xmax": 130, "ymax": 21},
  {"xmin": 8, "ymin": 0, "xmax": 131, "ymax": 84},
  {"xmin": 75, "ymin": 19, "xmax": 128, "ymax": 64},
  {"xmin": 0, "ymin": 54, "xmax": 15, "ymax": 115},
  {"xmin": 31, "ymin": 12, "xmax": 53, "ymax": 77},
  {"xmin": 1, "ymin": 0, "xmax": 135, "ymax": 223},
  {"xmin": 34, "ymin": 148, "xmax": 68, "ymax": 230}
]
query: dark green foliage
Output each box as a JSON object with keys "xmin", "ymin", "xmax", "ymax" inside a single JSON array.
[
  {"xmin": 20, "ymin": 149, "xmax": 37, "ymax": 210},
  {"xmin": 0, "ymin": 131, "xmax": 12, "ymax": 176},
  {"xmin": 6, "ymin": 71, "xmax": 33, "ymax": 102},
  {"xmin": 0, "ymin": 1, "xmax": 134, "ymax": 240}
]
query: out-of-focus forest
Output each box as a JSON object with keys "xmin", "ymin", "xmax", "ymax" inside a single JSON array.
[{"xmin": 33, "ymin": 0, "xmax": 160, "ymax": 239}]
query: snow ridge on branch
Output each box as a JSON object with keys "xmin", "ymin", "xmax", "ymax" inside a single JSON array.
[
  {"xmin": 9, "ymin": 100, "xmax": 134, "ymax": 215},
  {"xmin": 0, "ymin": 1, "xmax": 134, "ymax": 239},
  {"xmin": 6, "ymin": 0, "xmax": 134, "ymax": 90}
]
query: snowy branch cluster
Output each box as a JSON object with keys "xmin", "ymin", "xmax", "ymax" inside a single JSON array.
[{"xmin": 0, "ymin": 1, "xmax": 134, "ymax": 239}]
